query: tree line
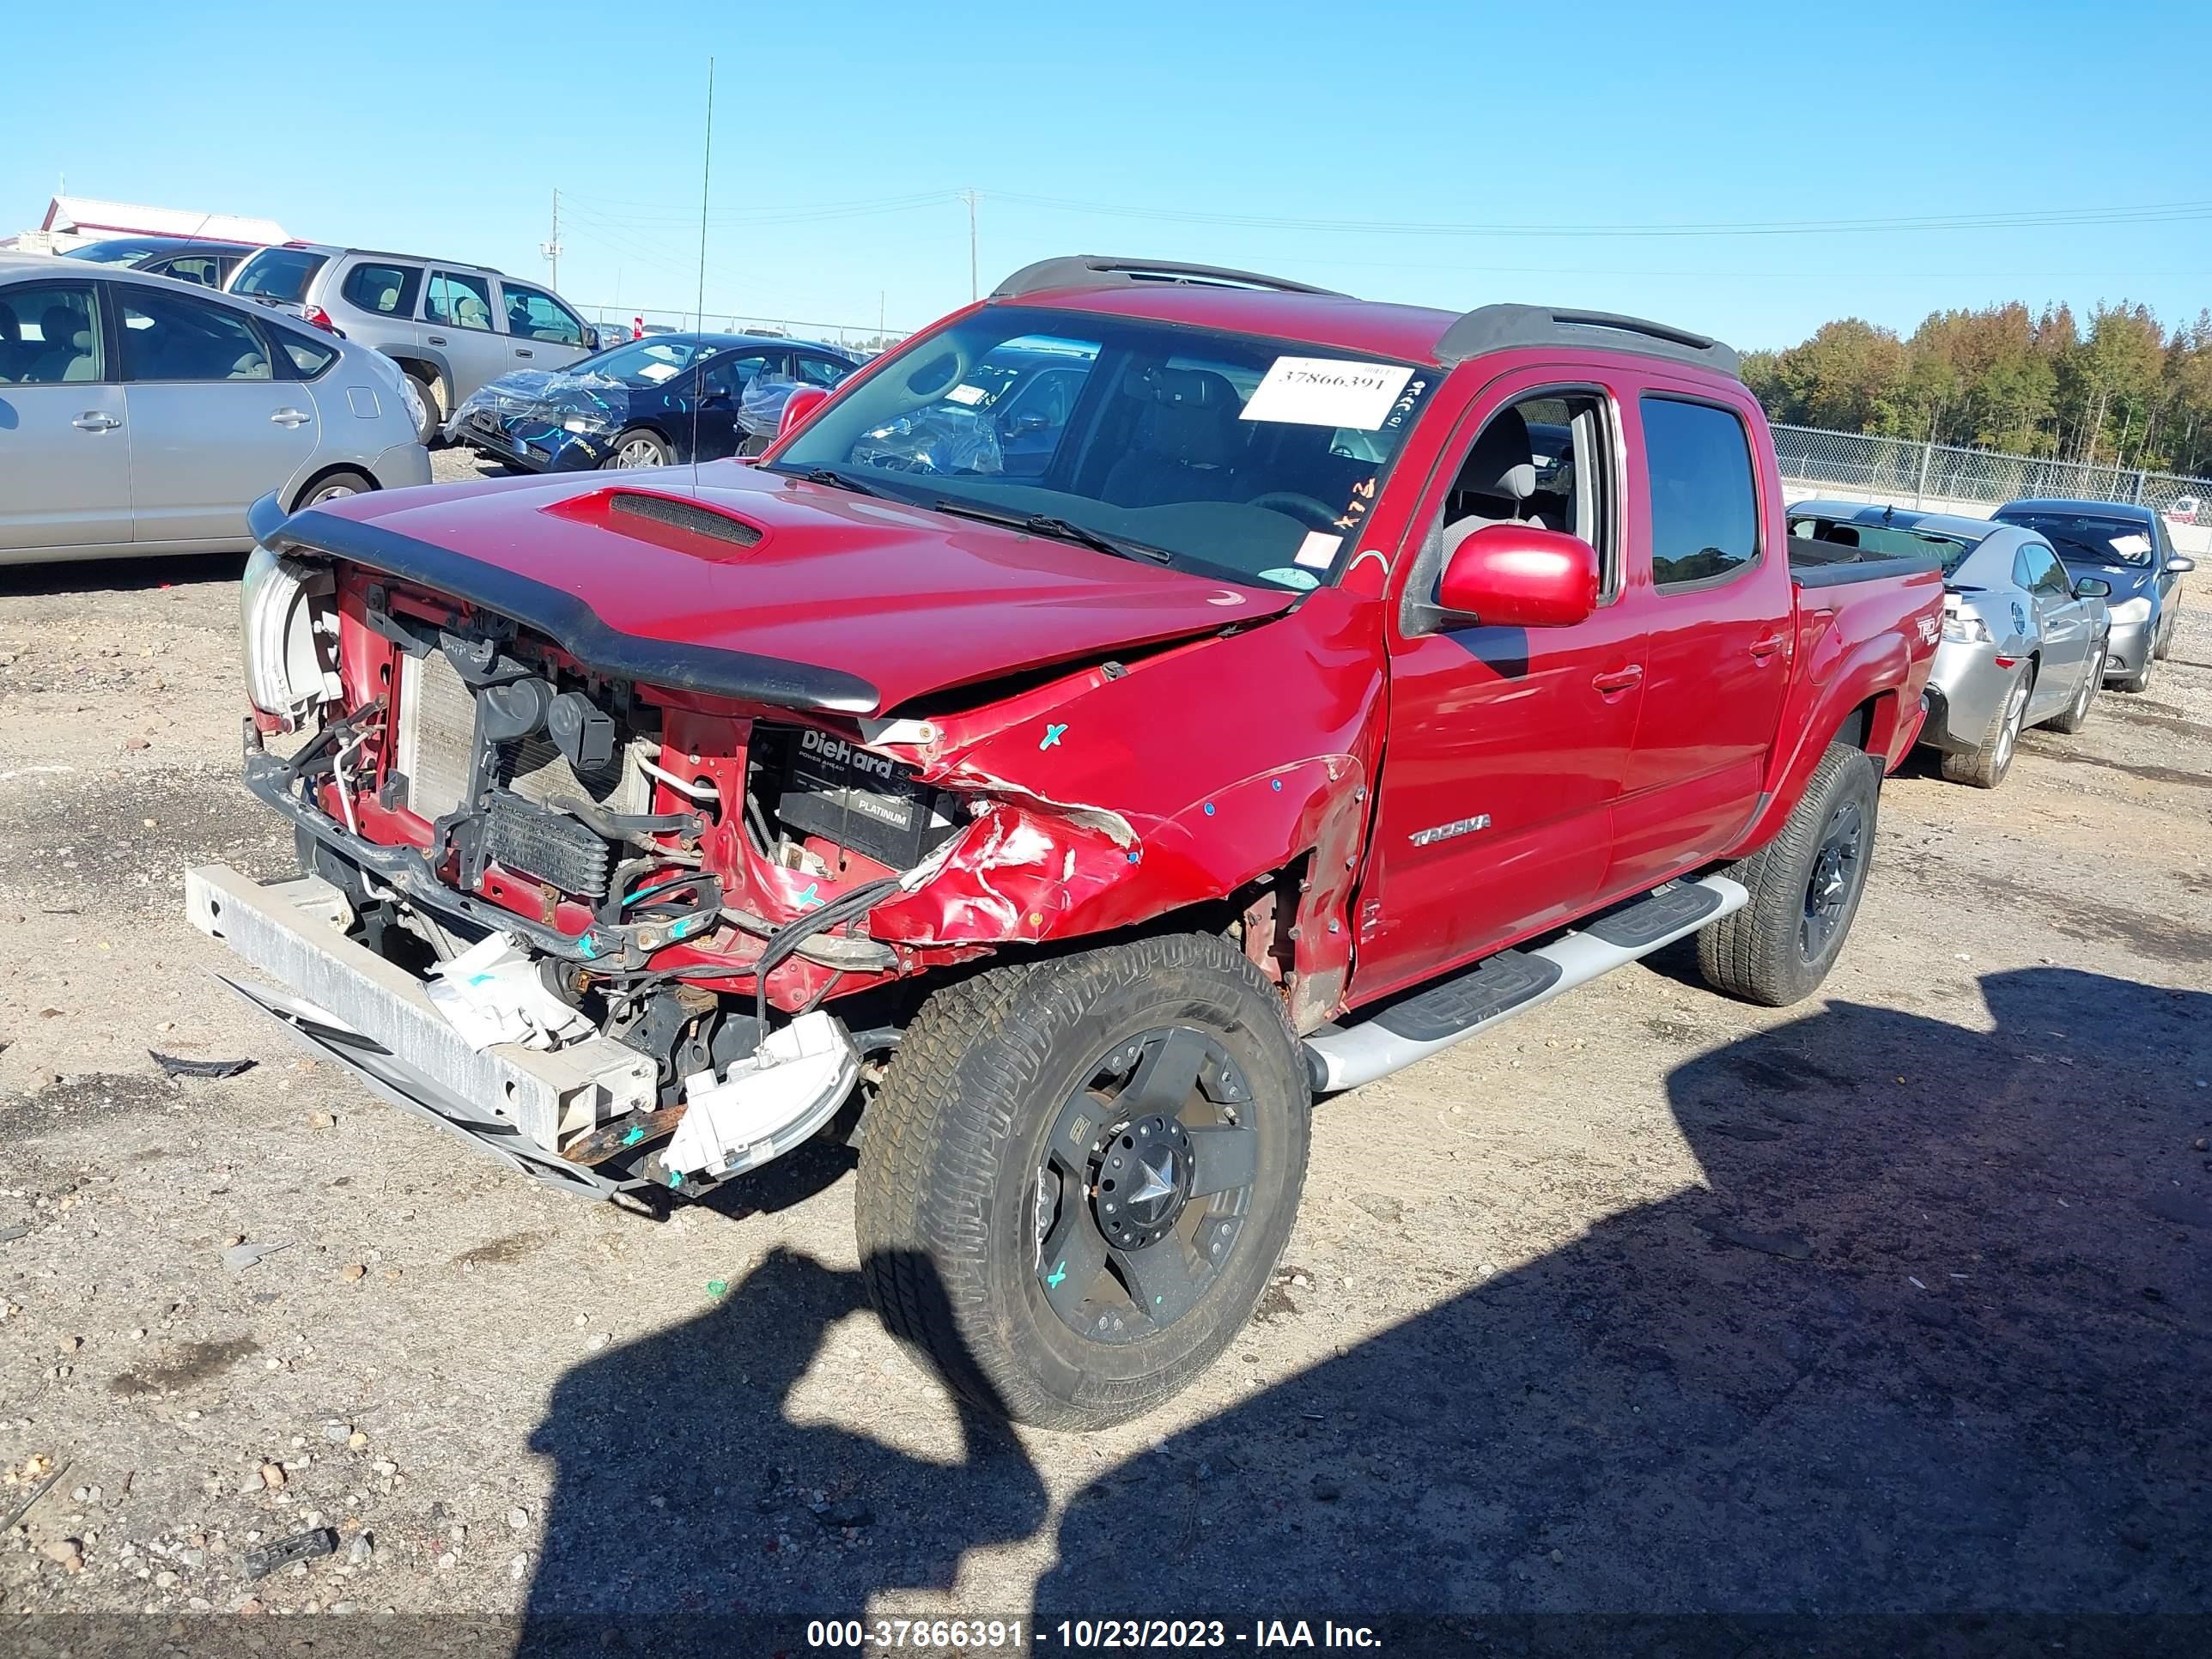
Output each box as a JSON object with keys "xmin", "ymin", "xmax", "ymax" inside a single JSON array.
[{"xmin": 1741, "ymin": 301, "xmax": 2212, "ymax": 480}]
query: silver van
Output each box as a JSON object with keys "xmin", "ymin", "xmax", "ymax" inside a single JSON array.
[
  {"xmin": 0, "ymin": 254, "xmax": 428, "ymax": 567},
  {"xmin": 227, "ymin": 245, "xmax": 600, "ymax": 442}
]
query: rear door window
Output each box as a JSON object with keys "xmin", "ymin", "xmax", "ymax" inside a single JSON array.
[
  {"xmin": 118, "ymin": 289, "xmax": 274, "ymax": 382},
  {"xmin": 426, "ymin": 270, "xmax": 496, "ymax": 332},
  {"xmin": 794, "ymin": 352, "xmax": 853, "ymax": 388},
  {"xmin": 0, "ymin": 282, "xmax": 105, "ymax": 384},
  {"xmin": 1641, "ymin": 396, "xmax": 1759, "ymax": 591},
  {"xmin": 341, "ymin": 262, "xmax": 423, "ymax": 319},
  {"xmin": 155, "ymin": 254, "xmax": 226, "ymax": 289}
]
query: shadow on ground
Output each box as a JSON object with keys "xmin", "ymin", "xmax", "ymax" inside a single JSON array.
[{"xmin": 520, "ymin": 968, "xmax": 2211, "ymax": 1650}]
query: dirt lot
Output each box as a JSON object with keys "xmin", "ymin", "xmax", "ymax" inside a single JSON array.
[{"xmin": 1, "ymin": 492, "xmax": 2208, "ymax": 1645}]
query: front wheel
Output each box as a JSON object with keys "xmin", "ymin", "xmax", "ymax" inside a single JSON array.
[
  {"xmin": 1939, "ymin": 665, "xmax": 2030, "ymax": 788},
  {"xmin": 603, "ymin": 428, "xmax": 672, "ymax": 470},
  {"xmin": 856, "ymin": 934, "xmax": 1311, "ymax": 1430},
  {"xmin": 1697, "ymin": 740, "xmax": 1881, "ymax": 1008},
  {"xmin": 2114, "ymin": 652, "xmax": 2154, "ymax": 695}
]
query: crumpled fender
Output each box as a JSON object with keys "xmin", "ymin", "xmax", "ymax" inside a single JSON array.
[{"xmin": 870, "ymin": 589, "xmax": 1389, "ymax": 1024}]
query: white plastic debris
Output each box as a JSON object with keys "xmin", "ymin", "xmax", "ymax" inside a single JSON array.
[
  {"xmin": 425, "ymin": 933, "xmax": 593, "ymax": 1051},
  {"xmin": 665, "ymin": 1012, "xmax": 860, "ymax": 1180}
]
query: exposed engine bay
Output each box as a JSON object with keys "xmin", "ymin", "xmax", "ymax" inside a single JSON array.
[{"xmin": 211, "ymin": 489, "xmax": 1370, "ymax": 1202}]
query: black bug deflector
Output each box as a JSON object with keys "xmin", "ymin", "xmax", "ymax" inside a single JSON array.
[{"xmin": 246, "ymin": 492, "xmax": 880, "ymax": 714}]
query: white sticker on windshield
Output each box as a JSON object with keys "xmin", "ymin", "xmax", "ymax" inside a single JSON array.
[
  {"xmin": 1241, "ymin": 357, "xmax": 1415, "ymax": 431},
  {"xmin": 2110, "ymin": 532, "xmax": 2152, "ymax": 556},
  {"xmin": 945, "ymin": 383, "xmax": 988, "ymax": 406},
  {"xmin": 1292, "ymin": 531, "xmax": 1343, "ymax": 569},
  {"xmin": 636, "ymin": 362, "xmax": 680, "ymax": 383}
]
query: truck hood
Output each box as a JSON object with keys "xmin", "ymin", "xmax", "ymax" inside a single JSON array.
[{"xmin": 272, "ymin": 463, "xmax": 1295, "ymax": 715}]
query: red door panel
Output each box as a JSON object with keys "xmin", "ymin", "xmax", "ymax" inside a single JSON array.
[
  {"xmin": 1352, "ymin": 363, "xmax": 1645, "ymax": 1004},
  {"xmin": 1607, "ymin": 380, "xmax": 1793, "ymax": 895}
]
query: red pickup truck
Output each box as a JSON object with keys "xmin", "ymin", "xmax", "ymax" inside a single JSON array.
[{"xmin": 193, "ymin": 257, "xmax": 1940, "ymax": 1428}]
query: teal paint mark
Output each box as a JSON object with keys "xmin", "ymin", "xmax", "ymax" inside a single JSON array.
[
  {"xmin": 706, "ymin": 1279, "xmax": 728, "ymax": 1298},
  {"xmin": 621, "ymin": 1126, "xmax": 646, "ymax": 1147},
  {"xmin": 672, "ymin": 914, "xmax": 703, "ymax": 939},
  {"xmin": 795, "ymin": 882, "xmax": 823, "ymax": 908},
  {"xmin": 577, "ymin": 932, "xmax": 600, "ymax": 960},
  {"xmin": 468, "ymin": 972, "xmax": 495, "ymax": 986},
  {"xmin": 1046, "ymin": 1261, "xmax": 1067, "ymax": 1289},
  {"xmin": 1040, "ymin": 722, "xmax": 1067, "ymax": 750},
  {"xmin": 626, "ymin": 875, "xmax": 694, "ymax": 906},
  {"xmin": 667, "ymin": 1169, "xmax": 684, "ymax": 1188}
]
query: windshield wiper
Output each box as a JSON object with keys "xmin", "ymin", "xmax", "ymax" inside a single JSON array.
[
  {"xmin": 769, "ymin": 463, "xmax": 890, "ymax": 500},
  {"xmin": 928, "ymin": 500, "xmax": 1172, "ymax": 565}
]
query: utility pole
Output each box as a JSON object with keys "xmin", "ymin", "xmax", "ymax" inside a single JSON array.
[
  {"xmin": 541, "ymin": 187, "xmax": 562, "ymax": 293},
  {"xmin": 963, "ymin": 189, "xmax": 978, "ymax": 302},
  {"xmin": 696, "ymin": 57, "xmax": 716, "ymax": 333}
]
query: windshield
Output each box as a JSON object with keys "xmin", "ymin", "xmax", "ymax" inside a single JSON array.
[
  {"xmin": 768, "ymin": 306, "xmax": 1440, "ymax": 591},
  {"xmin": 1996, "ymin": 512, "xmax": 2156, "ymax": 568},
  {"xmin": 63, "ymin": 239, "xmax": 167, "ymax": 265},
  {"xmin": 1789, "ymin": 514, "xmax": 1975, "ymax": 576},
  {"xmin": 573, "ymin": 337, "xmax": 724, "ymax": 388},
  {"xmin": 229, "ymin": 248, "xmax": 328, "ymax": 303}
]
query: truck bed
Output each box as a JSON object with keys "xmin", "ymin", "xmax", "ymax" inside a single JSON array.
[{"xmin": 1788, "ymin": 542, "xmax": 1943, "ymax": 590}]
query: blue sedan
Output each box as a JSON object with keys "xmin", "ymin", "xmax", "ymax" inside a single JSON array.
[{"xmin": 446, "ymin": 332, "xmax": 857, "ymax": 472}]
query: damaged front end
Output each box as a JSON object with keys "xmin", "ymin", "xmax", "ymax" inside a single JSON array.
[{"xmin": 198, "ymin": 492, "xmax": 1378, "ymax": 1200}]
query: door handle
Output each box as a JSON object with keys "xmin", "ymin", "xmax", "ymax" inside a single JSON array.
[
  {"xmin": 270, "ymin": 408, "xmax": 312, "ymax": 428},
  {"xmin": 427, "ymin": 334, "xmax": 447, "ymax": 345},
  {"xmin": 1748, "ymin": 633, "xmax": 1787, "ymax": 660},
  {"xmin": 1592, "ymin": 665, "xmax": 1644, "ymax": 695},
  {"xmin": 515, "ymin": 348, "xmax": 533, "ymax": 359},
  {"xmin": 72, "ymin": 411, "xmax": 121, "ymax": 432}
]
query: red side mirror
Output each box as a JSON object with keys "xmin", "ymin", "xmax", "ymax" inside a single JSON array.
[
  {"xmin": 777, "ymin": 385, "xmax": 831, "ymax": 441},
  {"xmin": 1437, "ymin": 523, "xmax": 1600, "ymax": 628}
]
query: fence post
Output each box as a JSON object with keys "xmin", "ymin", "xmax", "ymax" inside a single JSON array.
[
  {"xmin": 2133, "ymin": 470, "xmax": 2147, "ymax": 505},
  {"xmin": 1914, "ymin": 441, "xmax": 1933, "ymax": 507}
]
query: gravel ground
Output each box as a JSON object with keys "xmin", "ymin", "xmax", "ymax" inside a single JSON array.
[{"xmin": 0, "ymin": 509, "xmax": 2207, "ymax": 1646}]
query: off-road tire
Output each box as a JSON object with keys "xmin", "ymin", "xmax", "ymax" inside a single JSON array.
[
  {"xmin": 2045, "ymin": 643, "xmax": 2104, "ymax": 733},
  {"xmin": 855, "ymin": 933, "xmax": 1310, "ymax": 1431},
  {"xmin": 1939, "ymin": 664, "xmax": 2032, "ymax": 787},
  {"xmin": 1697, "ymin": 740, "xmax": 1882, "ymax": 1008}
]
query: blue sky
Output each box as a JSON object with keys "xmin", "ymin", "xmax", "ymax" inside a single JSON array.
[{"xmin": 9, "ymin": 0, "xmax": 2209, "ymax": 349}]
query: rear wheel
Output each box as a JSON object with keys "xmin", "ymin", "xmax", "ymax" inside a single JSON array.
[
  {"xmin": 406, "ymin": 373, "xmax": 442, "ymax": 445},
  {"xmin": 295, "ymin": 469, "xmax": 377, "ymax": 509},
  {"xmin": 1698, "ymin": 740, "xmax": 1881, "ymax": 1008},
  {"xmin": 856, "ymin": 933, "xmax": 1310, "ymax": 1430},
  {"xmin": 1939, "ymin": 665, "xmax": 2030, "ymax": 787},
  {"xmin": 604, "ymin": 428, "xmax": 672, "ymax": 470},
  {"xmin": 2045, "ymin": 643, "xmax": 2103, "ymax": 733}
]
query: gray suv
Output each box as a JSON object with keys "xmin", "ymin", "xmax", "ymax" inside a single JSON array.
[{"xmin": 226, "ymin": 245, "xmax": 600, "ymax": 442}]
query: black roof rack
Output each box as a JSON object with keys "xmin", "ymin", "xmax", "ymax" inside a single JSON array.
[
  {"xmin": 1436, "ymin": 304, "xmax": 1739, "ymax": 377},
  {"xmin": 992, "ymin": 255, "xmax": 1349, "ymax": 301}
]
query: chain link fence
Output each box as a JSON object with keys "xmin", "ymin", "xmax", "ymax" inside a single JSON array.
[{"xmin": 1771, "ymin": 424, "xmax": 2209, "ymax": 519}]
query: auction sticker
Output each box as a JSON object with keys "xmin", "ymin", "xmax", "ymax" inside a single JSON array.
[{"xmin": 1241, "ymin": 356, "xmax": 1415, "ymax": 430}]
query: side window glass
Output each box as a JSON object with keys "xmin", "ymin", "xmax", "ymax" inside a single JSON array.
[
  {"xmin": 342, "ymin": 263, "xmax": 422, "ymax": 319},
  {"xmin": 119, "ymin": 289, "xmax": 273, "ymax": 382},
  {"xmin": 500, "ymin": 283, "xmax": 584, "ymax": 347},
  {"xmin": 1440, "ymin": 390, "xmax": 1616, "ymax": 592},
  {"xmin": 275, "ymin": 329, "xmax": 337, "ymax": 379},
  {"xmin": 699, "ymin": 352, "xmax": 772, "ymax": 400},
  {"xmin": 1642, "ymin": 396, "xmax": 1759, "ymax": 591},
  {"xmin": 795, "ymin": 354, "xmax": 851, "ymax": 388},
  {"xmin": 162, "ymin": 256, "xmax": 222, "ymax": 289},
  {"xmin": 0, "ymin": 283, "xmax": 104, "ymax": 385},
  {"xmin": 2032, "ymin": 545, "xmax": 2070, "ymax": 597},
  {"xmin": 426, "ymin": 270, "xmax": 495, "ymax": 332}
]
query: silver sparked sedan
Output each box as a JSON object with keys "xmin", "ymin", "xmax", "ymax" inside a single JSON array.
[{"xmin": 1790, "ymin": 501, "xmax": 2111, "ymax": 788}]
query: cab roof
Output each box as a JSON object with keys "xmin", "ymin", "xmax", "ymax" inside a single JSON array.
[{"xmin": 990, "ymin": 255, "xmax": 1741, "ymax": 378}]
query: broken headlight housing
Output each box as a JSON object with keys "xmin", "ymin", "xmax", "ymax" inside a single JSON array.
[{"xmin": 240, "ymin": 544, "xmax": 343, "ymax": 732}]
